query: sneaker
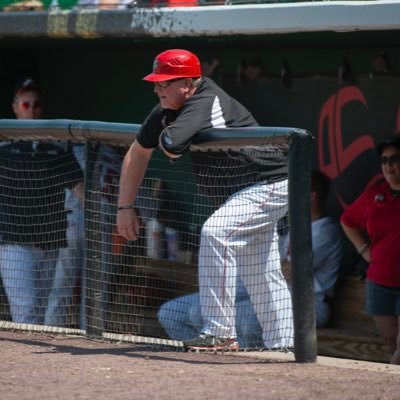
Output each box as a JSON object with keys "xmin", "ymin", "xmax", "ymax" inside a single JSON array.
[{"xmin": 183, "ymin": 333, "xmax": 239, "ymax": 351}]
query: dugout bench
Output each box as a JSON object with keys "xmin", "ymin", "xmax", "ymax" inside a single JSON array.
[{"xmin": 106, "ymin": 256, "xmax": 198, "ymax": 337}]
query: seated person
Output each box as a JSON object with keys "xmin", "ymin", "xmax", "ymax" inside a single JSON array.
[
  {"xmin": 158, "ymin": 170, "xmax": 344, "ymax": 347},
  {"xmin": 158, "ymin": 276, "xmax": 263, "ymax": 349},
  {"xmin": 280, "ymin": 170, "xmax": 344, "ymax": 327}
]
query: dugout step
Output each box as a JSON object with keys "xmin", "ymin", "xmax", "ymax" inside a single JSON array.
[
  {"xmin": 317, "ymin": 328, "xmax": 390, "ymax": 363},
  {"xmin": 317, "ymin": 276, "xmax": 390, "ymax": 364}
]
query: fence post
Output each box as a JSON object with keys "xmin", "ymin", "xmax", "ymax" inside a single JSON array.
[
  {"xmin": 84, "ymin": 140, "xmax": 104, "ymax": 336},
  {"xmin": 288, "ymin": 130, "xmax": 317, "ymax": 363}
]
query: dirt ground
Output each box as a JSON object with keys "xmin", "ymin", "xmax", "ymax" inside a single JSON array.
[{"xmin": 0, "ymin": 330, "xmax": 399, "ymax": 400}]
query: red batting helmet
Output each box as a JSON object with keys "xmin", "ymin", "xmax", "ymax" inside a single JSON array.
[{"xmin": 143, "ymin": 49, "xmax": 202, "ymax": 82}]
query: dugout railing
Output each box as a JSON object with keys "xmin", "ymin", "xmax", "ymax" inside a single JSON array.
[{"xmin": 0, "ymin": 119, "xmax": 315, "ymax": 362}]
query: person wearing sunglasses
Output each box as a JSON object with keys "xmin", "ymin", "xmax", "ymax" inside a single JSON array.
[
  {"xmin": 341, "ymin": 135, "xmax": 400, "ymax": 364},
  {"xmin": 12, "ymin": 78, "xmax": 43, "ymax": 120},
  {"xmin": 0, "ymin": 79, "xmax": 84, "ymax": 326},
  {"xmin": 117, "ymin": 49, "xmax": 293, "ymax": 351}
]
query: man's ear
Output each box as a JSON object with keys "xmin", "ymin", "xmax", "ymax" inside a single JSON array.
[
  {"xmin": 182, "ymin": 79, "xmax": 189, "ymax": 91},
  {"xmin": 185, "ymin": 78, "xmax": 196, "ymax": 91}
]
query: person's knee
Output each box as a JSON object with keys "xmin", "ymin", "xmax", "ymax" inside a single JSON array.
[
  {"xmin": 157, "ymin": 302, "xmax": 169, "ymax": 326},
  {"xmin": 158, "ymin": 298, "xmax": 189, "ymax": 326},
  {"xmin": 201, "ymin": 219, "xmax": 222, "ymax": 239}
]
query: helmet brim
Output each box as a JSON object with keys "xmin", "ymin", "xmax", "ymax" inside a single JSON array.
[{"xmin": 143, "ymin": 73, "xmax": 182, "ymax": 82}]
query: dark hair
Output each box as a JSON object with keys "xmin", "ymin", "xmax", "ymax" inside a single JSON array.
[
  {"xmin": 376, "ymin": 135, "xmax": 400, "ymax": 155},
  {"xmin": 14, "ymin": 78, "xmax": 42, "ymax": 100},
  {"xmin": 238, "ymin": 56, "xmax": 266, "ymax": 85},
  {"xmin": 311, "ymin": 170, "xmax": 330, "ymax": 206}
]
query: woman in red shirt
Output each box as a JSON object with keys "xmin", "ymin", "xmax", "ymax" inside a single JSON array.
[{"xmin": 341, "ymin": 136, "xmax": 400, "ymax": 365}]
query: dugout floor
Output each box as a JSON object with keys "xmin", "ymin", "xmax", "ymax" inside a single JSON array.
[{"xmin": 1, "ymin": 329, "xmax": 399, "ymax": 400}]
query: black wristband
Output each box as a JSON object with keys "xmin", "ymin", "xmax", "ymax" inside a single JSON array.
[{"xmin": 118, "ymin": 204, "xmax": 134, "ymax": 211}]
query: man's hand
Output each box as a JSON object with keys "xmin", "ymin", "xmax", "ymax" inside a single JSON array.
[
  {"xmin": 117, "ymin": 208, "xmax": 140, "ymax": 241},
  {"xmin": 72, "ymin": 181, "xmax": 84, "ymax": 201},
  {"xmin": 361, "ymin": 246, "xmax": 371, "ymax": 263},
  {"xmin": 117, "ymin": 140, "xmax": 153, "ymax": 241}
]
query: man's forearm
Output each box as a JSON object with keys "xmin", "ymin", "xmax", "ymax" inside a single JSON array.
[{"xmin": 118, "ymin": 141, "xmax": 152, "ymax": 207}]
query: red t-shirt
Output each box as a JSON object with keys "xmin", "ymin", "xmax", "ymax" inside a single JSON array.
[{"xmin": 341, "ymin": 181, "xmax": 400, "ymax": 287}]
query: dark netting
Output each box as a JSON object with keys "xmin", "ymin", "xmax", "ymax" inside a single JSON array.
[
  {"xmin": 0, "ymin": 140, "xmax": 83, "ymax": 327},
  {"xmin": 0, "ymin": 122, "xmax": 312, "ymax": 357}
]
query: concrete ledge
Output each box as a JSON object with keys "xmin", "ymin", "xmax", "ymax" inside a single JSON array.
[
  {"xmin": 232, "ymin": 350, "xmax": 400, "ymax": 374},
  {"xmin": 0, "ymin": 1, "xmax": 399, "ymax": 39}
]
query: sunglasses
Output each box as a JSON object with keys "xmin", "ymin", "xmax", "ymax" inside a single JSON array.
[
  {"xmin": 20, "ymin": 100, "xmax": 42, "ymax": 110},
  {"xmin": 380, "ymin": 154, "xmax": 400, "ymax": 166},
  {"xmin": 154, "ymin": 78, "xmax": 185, "ymax": 89}
]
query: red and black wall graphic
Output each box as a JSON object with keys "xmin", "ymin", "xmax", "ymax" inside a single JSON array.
[{"xmin": 228, "ymin": 77, "xmax": 400, "ymax": 217}]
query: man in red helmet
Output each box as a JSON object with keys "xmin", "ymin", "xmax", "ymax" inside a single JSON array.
[{"xmin": 117, "ymin": 49, "xmax": 293, "ymax": 351}]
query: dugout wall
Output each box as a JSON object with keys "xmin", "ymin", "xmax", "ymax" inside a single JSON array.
[
  {"xmin": 0, "ymin": 119, "xmax": 314, "ymax": 362},
  {"xmin": 1, "ymin": 40, "xmax": 399, "ymax": 223}
]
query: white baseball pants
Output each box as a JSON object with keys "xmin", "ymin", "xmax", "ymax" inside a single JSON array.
[{"xmin": 198, "ymin": 180, "xmax": 293, "ymax": 349}]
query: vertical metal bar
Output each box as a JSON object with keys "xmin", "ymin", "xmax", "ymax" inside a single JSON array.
[
  {"xmin": 84, "ymin": 140, "xmax": 103, "ymax": 337},
  {"xmin": 288, "ymin": 129, "xmax": 317, "ymax": 363}
]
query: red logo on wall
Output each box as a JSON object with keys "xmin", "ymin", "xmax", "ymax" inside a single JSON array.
[
  {"xmin": 318, "ymin": 86, "xmax": 379, "ymax": 209},
  {"xmin": 318, "ymin": 86, "xmax": 375, "ymax": 178}
]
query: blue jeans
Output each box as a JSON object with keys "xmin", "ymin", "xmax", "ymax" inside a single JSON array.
[
  {"xmin": 158, "ymin": 290, "xmax": 264, "ymax": 349},
  {"xmin": 45, "ymin": 246, "xmax": 83, "ymax": 327}
]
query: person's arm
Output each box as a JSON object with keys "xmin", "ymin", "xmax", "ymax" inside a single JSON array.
[
  {"xmin": 340, "ymin": 187, "xmax": 373, "ymax": 263},
  {"xmin": 117, "ymin": 140, "xmax": 154, "ymax": 241},
  {"xmin": 340, "ymin": 223, "xmax": 371, "ymax": 263},
  {"xmin": 158, "ymin": 93, "xmax": 214, "ymax": 158}
]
